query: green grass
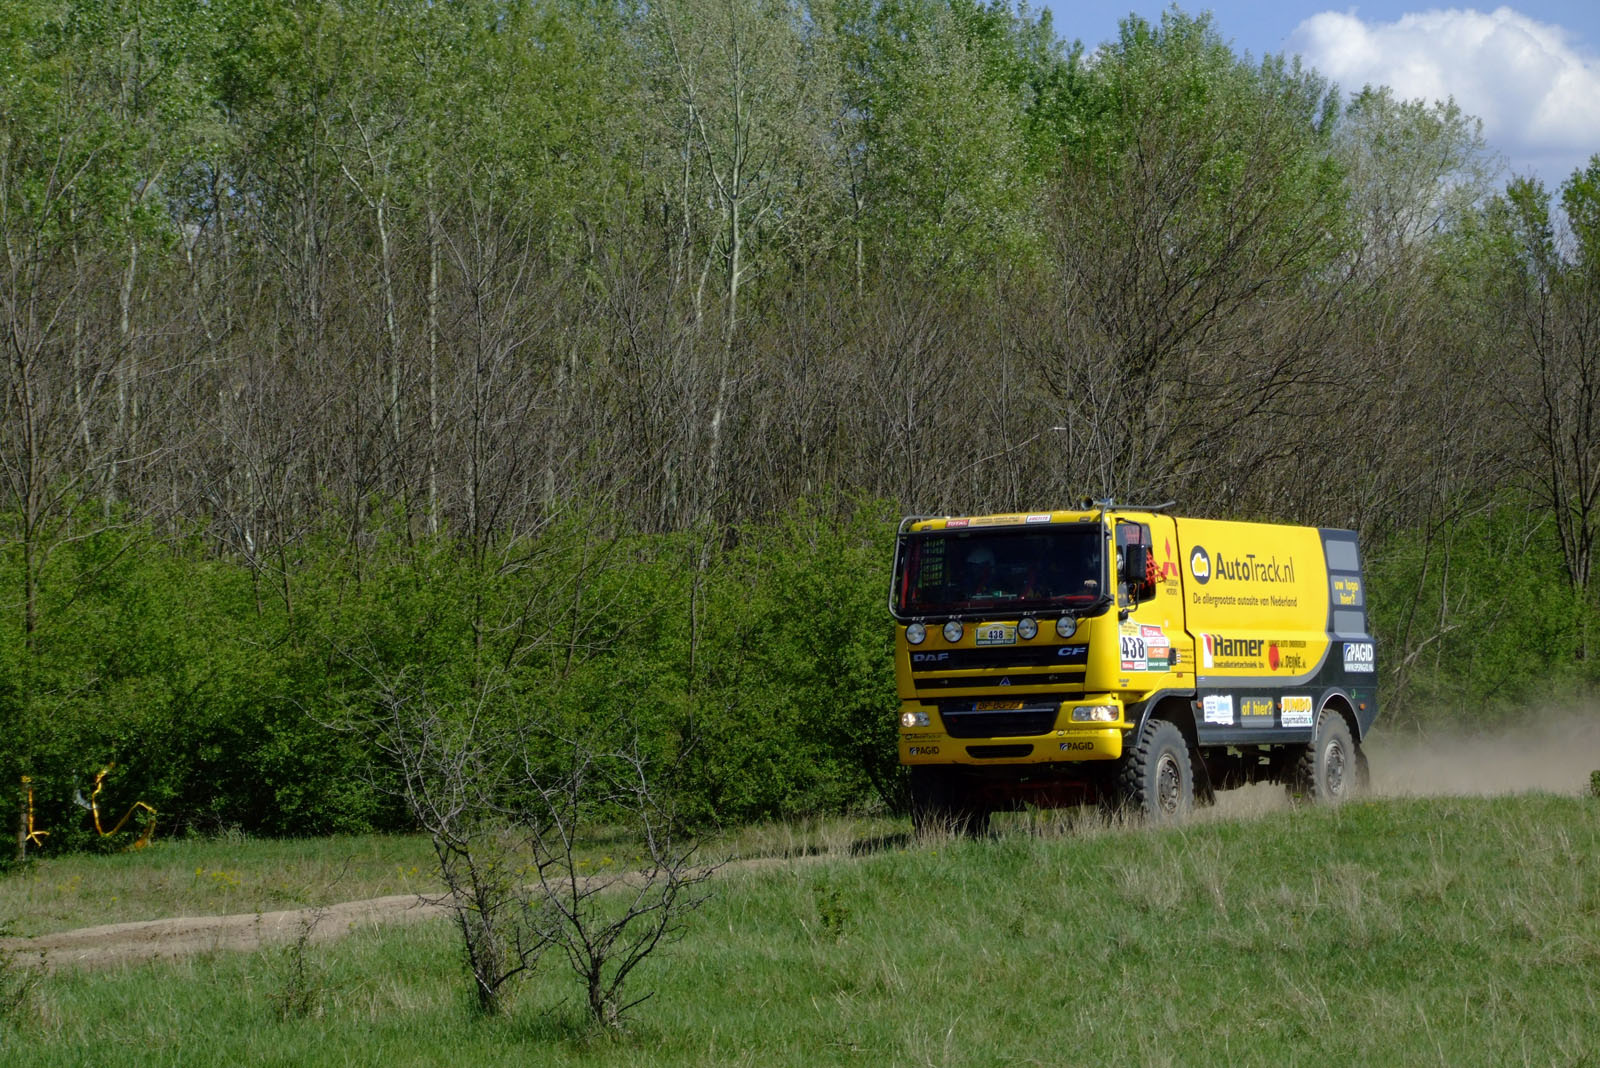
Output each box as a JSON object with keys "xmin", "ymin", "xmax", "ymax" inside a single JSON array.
[
  {"xmin": 0, "ymin": 833, "xmax": 444, "ymax": 936},
  {"xmin": 3, "ymin": 796, "xmax": 1598, "ymax": 1065}
]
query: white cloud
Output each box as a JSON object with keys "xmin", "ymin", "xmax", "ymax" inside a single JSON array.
[{"xmin": 1288, "ymin": 6, "xmax": 1600, "ymax": 183}]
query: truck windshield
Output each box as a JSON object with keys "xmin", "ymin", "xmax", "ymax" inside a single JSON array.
[{"xmin": 893, "ymin": 525, "xmax": 1104, "ymax": 619}]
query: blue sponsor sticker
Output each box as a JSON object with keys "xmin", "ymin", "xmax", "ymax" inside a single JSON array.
[{"xmin": 1342, "ymin": 642, "xmax": 1375, "ymax": 673}]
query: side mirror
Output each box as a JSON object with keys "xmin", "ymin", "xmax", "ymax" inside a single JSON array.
[{"xmin": 1122, "ymin": 544, "xmax": 1154, "ymax": 604}]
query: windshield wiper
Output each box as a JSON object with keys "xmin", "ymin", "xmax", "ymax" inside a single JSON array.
[{"xmin": 1069, "ymin": 593, "xmax": 1113, "ymax": 618}]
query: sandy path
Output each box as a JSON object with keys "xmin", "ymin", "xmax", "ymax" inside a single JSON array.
[{"xmin": 2, "ymin": 893, "xmax": 448, "ymax": 971}]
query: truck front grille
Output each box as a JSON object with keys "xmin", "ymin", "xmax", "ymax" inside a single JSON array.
[
  {"xmin": 940, "ymin": 705, "xmax": 1060, "ymax": 738},
  {"xmin": 909, "ymin": 644, "xmax": 1088, "ymax": 672},
  {"xmin": 910, "ymin": 641, "xmax": 1088, "ymax": 700},
  {"xmin": 916, "ymin": 671, "xmax": 1084, "ymax": 692}
]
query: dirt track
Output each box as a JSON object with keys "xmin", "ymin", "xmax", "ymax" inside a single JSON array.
[{"xmin": 2, "ymin": 893, "xmax": 448, "ymax": 972}]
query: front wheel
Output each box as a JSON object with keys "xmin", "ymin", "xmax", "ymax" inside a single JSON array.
[
  {"xmin": 1116, "ymin": 719, "xmax": 1194, "ymax": 824},
  {"xmin": 1288, "ymin": 709, "xmax": 1359, "ymax": 804}
]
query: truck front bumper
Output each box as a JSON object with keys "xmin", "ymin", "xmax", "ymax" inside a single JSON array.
[{"xmin": 898, "ymin": 699, "xmax": 1126, "ymax": 765}]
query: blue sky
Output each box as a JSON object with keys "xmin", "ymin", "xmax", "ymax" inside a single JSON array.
[{"xmin": 1043, "ymin": 2, "xmax": 1600, "ymax": 187}]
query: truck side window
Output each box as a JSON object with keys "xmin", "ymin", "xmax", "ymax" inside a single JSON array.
[{"xmin": 1116, "ymin": 522, "xmax": 1157, "ymax": 606}]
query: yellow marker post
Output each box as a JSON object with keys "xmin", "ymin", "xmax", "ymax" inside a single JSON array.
[
  {"xmin": 21, "ymin": 775, "xmax": 48, "ymax": 854},
  {"xmin": 88, "ymin": 765, "xmax": 158, "ymax": 850}
]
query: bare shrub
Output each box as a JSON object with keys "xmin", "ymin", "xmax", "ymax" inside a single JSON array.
[
  {"xmin": 358, "ymin": 671, "xmax": 715, "ymax": 1026},
  {"xmin": 265, "ymin": 907, "xmax": 328, "ymax": 1021},
  {"xmin": 514, "ymin": 733, "xmax": 717, "ymax": 1028}
]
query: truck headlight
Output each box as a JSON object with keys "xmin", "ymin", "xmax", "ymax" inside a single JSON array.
[
  {"xmin": 942, "ymin": 620, "xmax": 964, "ymax": 643},
  {"xmin": 1056, "ymin": 617, "xmax": 1077, "ymax": 638},
  {"xmin": 1017, "ymin": 617, "xmax": 1038, "ymax": 640},
  {"xmin": 1071, "ymin": 704, "xmax": 1118, "ymax": 723},
  {"xmin": 905, "ymin": 622, "xmax": 926, "ymax": 645},
  {"xmin": 901, "ymin": 711, "xmax": 930, "ymax": 727}
]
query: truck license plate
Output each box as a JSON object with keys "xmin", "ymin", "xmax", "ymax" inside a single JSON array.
[
  {"xmin": 974, "ymin": 700, "xmax": 1025, "ymax": 711},
  {"xmin": 975, "ymin": 623, "xmax": 1016, "ymax": 646}
]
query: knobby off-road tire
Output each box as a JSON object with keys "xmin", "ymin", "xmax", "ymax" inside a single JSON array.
[
  {"xmin": 1288, "ymin": 708, "xmax": 1360, "ymax": 804},
  {"xmin": 909, "ymin": 766, "xmax": 990, "ymax": 838},
  {"xmin": 1116, "ymin": 719, "xmax": 1194, "ymax": 824}
]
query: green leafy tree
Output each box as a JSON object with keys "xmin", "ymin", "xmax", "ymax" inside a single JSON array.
[
  {"xmin": 821, "ymin": 0, "xmax": 1047, "ymax": 280},
  {"xmin": 1476, "ymin": 161, "xmax": 1600, "ymax": 604},
  {"xmin": 1036, "ymin": 10, "xmax": 1346, "ymax": 507}
]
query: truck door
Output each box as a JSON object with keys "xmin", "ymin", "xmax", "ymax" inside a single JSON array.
[{"xmin": 1113, "ymin": 517, "xmax": 1192, "ymax": 694}]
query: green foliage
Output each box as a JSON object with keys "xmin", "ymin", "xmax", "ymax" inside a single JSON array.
[
  {"xmin": 0, "ymin": 498, "xmax": 902, "ymax": 847},
  {"xmin": 809, "ymin": 878, "xmax": 851, "ymax": 941},
  {"xmin": 264, "ymin": 911, "xmax": 329, "ymax": 1021},
  {"xmin": 678, "ymin": 499, "xmax": 898, "ymax": 823},
  {"xmin": 824, "ymin": 0, "xmax": 1047, "ymax": 274},
  {"xmin": 1334, "ymin": 86, "xmax": 1493, "ymax": 251}
]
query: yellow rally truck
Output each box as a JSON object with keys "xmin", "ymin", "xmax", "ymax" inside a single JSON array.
[{"xmin": 889, "ymin": 504, "xmax": 1377, "ymax": 830}]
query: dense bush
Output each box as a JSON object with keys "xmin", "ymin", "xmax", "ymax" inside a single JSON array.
[{"xmin": 0, "ymin": 498, "xmax": 901, "ymax": 844}]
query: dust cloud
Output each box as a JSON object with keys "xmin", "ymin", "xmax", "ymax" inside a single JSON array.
[
  {"xmin": 1203, "ymin": 712, "xmax": 1600, "ymax": 819},
  {"xmin": 1365, "ymin": 712, "xmax": 1600, "ymax": 798}
]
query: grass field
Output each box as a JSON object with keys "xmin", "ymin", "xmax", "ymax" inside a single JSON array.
[{"xmin": 2, "ymin": 795, "xmax": 1598, "ymax": 1065}]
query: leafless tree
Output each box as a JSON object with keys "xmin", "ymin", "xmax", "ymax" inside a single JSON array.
[
  {"xmin": 358, "ymin": 669, "xmax": 715, "ymax": 1025},
  {"xmin": 514, "ymin": 729, "xmax": 716, "ymax": 1028}
]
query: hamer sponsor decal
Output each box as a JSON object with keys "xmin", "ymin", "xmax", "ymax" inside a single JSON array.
[{"xmin": 1201, "ymin": 634, "xmax": 1264, "ymax": 670}]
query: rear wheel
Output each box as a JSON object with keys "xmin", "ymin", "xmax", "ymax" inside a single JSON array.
[
  {"xmin": 1288, "ymin": 709, "xmax": 1357, "ymax": 804},
  {"xmin": 1117, "ymin": 719, "xmax": 1193, "ymax": 824}
]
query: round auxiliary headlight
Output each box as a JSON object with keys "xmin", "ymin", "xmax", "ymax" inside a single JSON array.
[
  {"xmin": 1055, "ymin": 616, "xmax": 1077, "ymax": 639},
  {"xmin": 905, "ymin": 622, "xmax": 927, "ymax": 645},
  {"xmin": 943, "ymin": 620, "xmax": 964, "ymax": 643},
  {"xmin": 1017, "ymin": 617, "xmax": 1038, "ymax": 640}
]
